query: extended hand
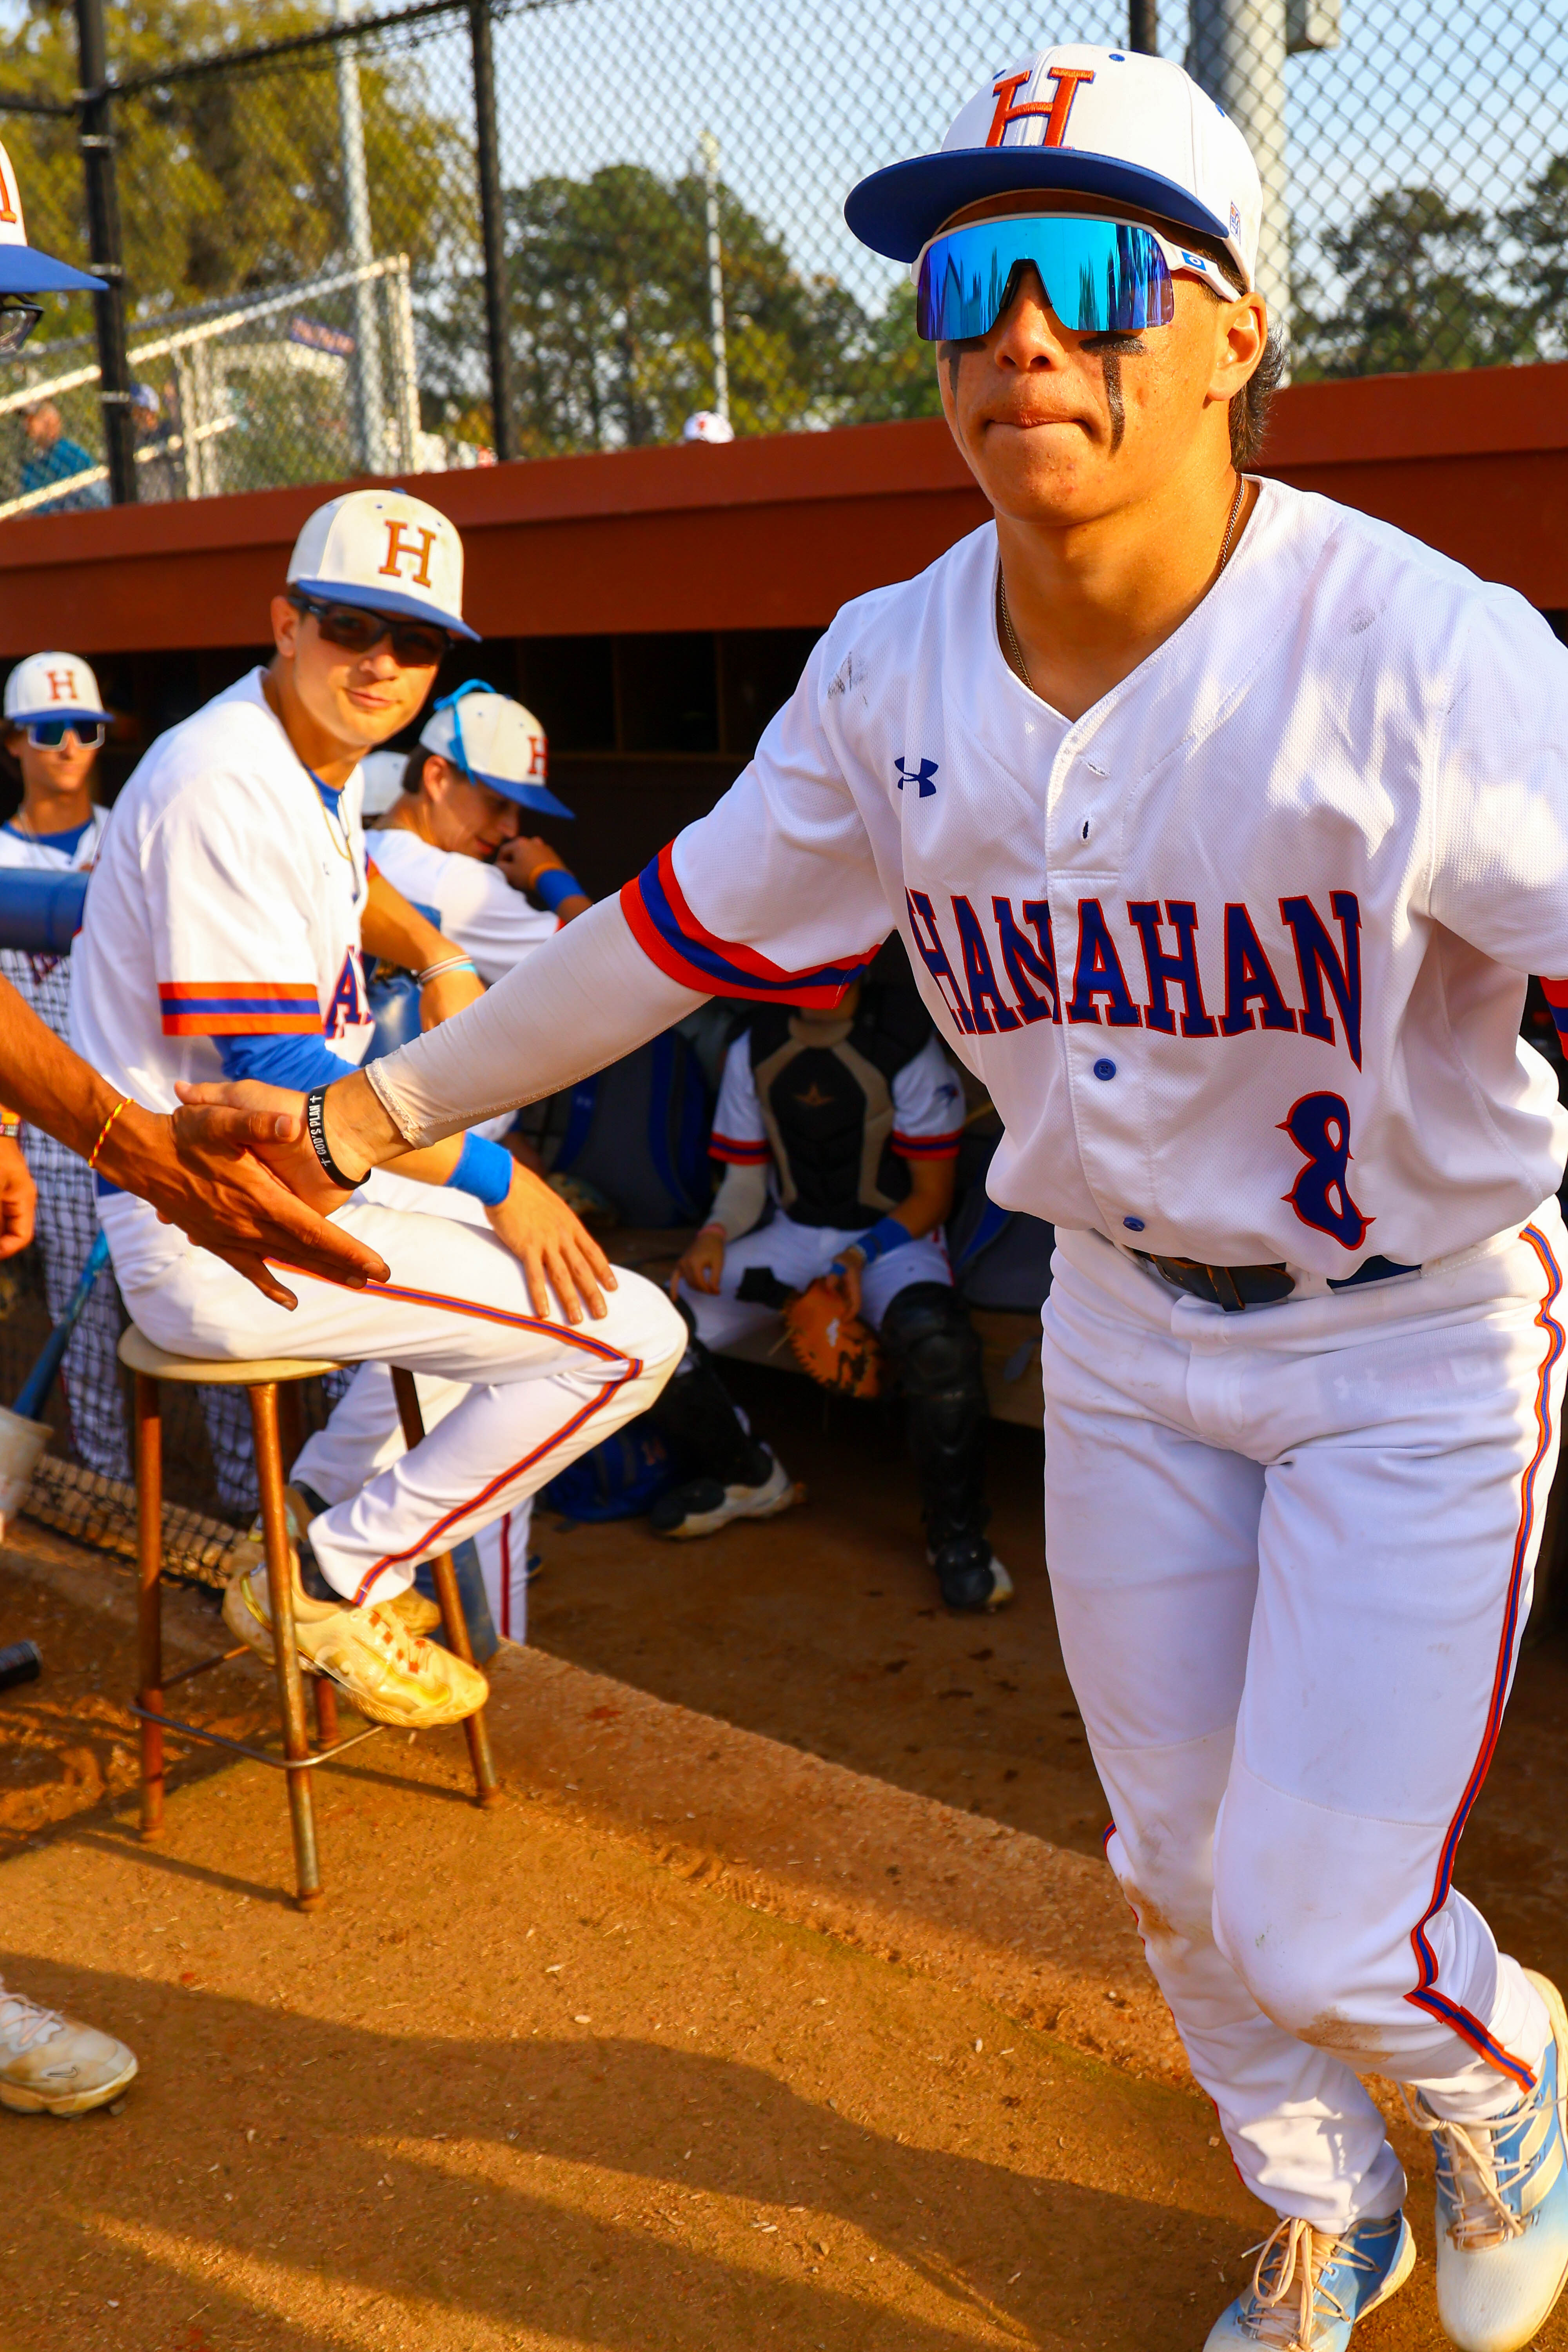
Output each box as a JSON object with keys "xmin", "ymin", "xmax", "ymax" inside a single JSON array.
[
  {"xmin": 165, "ymin": 1084, "xmax": 386, "ymax": 1307},
  {"xmin": 486, "ymin": 1162, "xmax": 617, "ymax": 1325},
  {"xmin": 0, "ymin": 1135, "xmax": 36, "ymax": 1260}
]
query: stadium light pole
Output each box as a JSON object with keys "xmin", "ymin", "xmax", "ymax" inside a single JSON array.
[
  {"xmin": 468, "ymin": 0, "xmax": 516, "ymax": 465},
  {"xmin": 74, "ymin": 0, "xmax": 136, "ymax": 505},
  {"xmin": 1186, "ymin": 0, "xmax": 1289, "ymax": 335},
  {"xmin": 699, "ymin": 131, "xmax": 730, "ymax": 425},
  {"xmin": 333, "ymin": 0, "xmax": 387, "ymax": 476}
]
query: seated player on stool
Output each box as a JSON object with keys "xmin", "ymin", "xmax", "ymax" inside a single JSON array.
[
  {"xmin": 660, "ymin": 972, "xmax": 1013, "ymax": 1613},
  {"xmin": 69, "ymin": 486, "xmax": 685, "ymax": 1734},
  {"xmin": 290, "ymin": 682, "xmax": 593, "ymax": 1642}
]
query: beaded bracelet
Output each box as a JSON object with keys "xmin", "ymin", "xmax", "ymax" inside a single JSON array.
[
  {"xmin": 87, "ymin": 1095, "xmax": 130, "ymax": 1171},
  {"xmin": 417, "ymin": 954, "xmax": 479, "ymax": 987}
]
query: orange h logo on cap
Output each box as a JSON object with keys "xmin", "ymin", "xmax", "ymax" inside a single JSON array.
[
  {"xmin": 986, "ymin": 64, "xmax": 1095, "ymax": 149},
  {"xmin": 379, "ymin": 518, "xmax": 438, "ymax": 589},
  {"xmin": 0, "ymin": 160, "xmax": 16, "ymax": 229},
  {"xmin": 45, "ymin": 668, "xmax": 76, "ymax": 704}
]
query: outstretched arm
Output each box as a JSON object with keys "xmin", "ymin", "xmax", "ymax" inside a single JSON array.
[{"xmin": 0, "ymin": 974, "xmax": 388, "ymax": 1307}]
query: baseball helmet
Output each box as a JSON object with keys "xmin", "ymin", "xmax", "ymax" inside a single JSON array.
[{"xmin": 845, "ymin": 45, "xmax": 1261, "ymax": 292}]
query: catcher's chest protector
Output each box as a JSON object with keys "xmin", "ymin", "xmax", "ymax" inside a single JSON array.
[{"xmin": 747, "ymin": 1000, "xmax": 924, "ymax": 1230}]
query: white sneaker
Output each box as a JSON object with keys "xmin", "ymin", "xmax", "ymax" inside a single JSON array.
[
  {"xmin": 0, "ymin": 1982, "xmax": 136, "ymax": 2116},
  {"xmin": 648, "ymin": 1449, "xmax": 804, "ymax": 1539}
]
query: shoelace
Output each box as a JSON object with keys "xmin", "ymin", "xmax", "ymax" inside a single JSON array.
[
  {"xmin": 250, "ymin": 1560, "xmax": 430, "ymax": 1676},
  {"xmin": 0, "ymin": 1984, "xmax": 65, "ymax": 2057},
  {"xmin": 1401, "ymin": 2082, "xmax": 1555, "ymax": 2250},
  {"xmin": 1238, "ymin": 2216, "xmax": 1376, "ymax": 2349}
]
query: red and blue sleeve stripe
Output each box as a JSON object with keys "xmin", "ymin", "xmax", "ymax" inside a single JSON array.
[
  {"xmin": 710, "ymin": 1131, "xmax": 771, "ymax": 1165},
  {"xmin": 893, "ymin": 1126, "xmax": 963, "ymax": 1160},
  {"xmin": 1540, "ymin": 977, "xmax": 1568, "ymax": 1037},
  {"xmin": 621, "ymin": 846, "xmax": 873, "ymax": 1008},
  {"xmin": 159, "ymin": 980, "xmax": 322, "ymax": 1037}
]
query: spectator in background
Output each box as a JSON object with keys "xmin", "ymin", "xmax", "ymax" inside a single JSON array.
[
  {"xmin": 19, "ymin": 400, "xmax": 104, "ymax": 514},
  {"xmin": 129, "ymin": 381, "xmax": 178, "ymax": 502},
  {"xmin": 0, "ymin": 654, "xmax": 127, "ymax": 1481}
]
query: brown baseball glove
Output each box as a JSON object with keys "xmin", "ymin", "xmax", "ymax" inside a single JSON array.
[{"xmin": 783, "ymin": 1276, "xmax": 884, "ymax": 1398}]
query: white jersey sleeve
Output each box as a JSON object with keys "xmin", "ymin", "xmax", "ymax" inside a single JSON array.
[
  {"xmin": 367, "ymin": 827, "xmax": 561, "ymax": 984},
  {"xmin": 621, "ymin": 631, "xmax": 894, "ymax": 1008},
  {"xmin": 1425, "ymin": 597, "xmax": 1568, "ymax": 983},
  {"xmin": 709, "ymin": 1037, "xmax": 770, "ymax": 1165},
  {"xmin": 890, "ymin": 1034, "xmax": 965, "ymax": 1161}
]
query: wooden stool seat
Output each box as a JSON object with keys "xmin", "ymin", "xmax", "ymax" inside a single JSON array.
[
  {"xmin": 122, "ymin": 1330, "xmax": 499, "ymax": 1908},
  {"xmin": 118, "ymin": 1329, "xmax": 347, "ymax": 1385}
]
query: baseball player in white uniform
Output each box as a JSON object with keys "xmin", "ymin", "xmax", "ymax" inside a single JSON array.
[
  {"xmin": 296, "ymin": 683, "xmax": 592, "ymax": 1639},
  {"xmin": 0, "ymin": 653, "xmax": 126, "ymax": 1476},
  {"xmin": 73, "ymin": 485, "xmax": 684, "ymax": 1728},
  {"xmin": 187, "ymin": 50, "xmax": 1568, "ymax": 2352}
]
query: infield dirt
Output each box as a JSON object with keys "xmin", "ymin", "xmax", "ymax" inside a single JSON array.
[{"xmin": 0, "ymin": 1356, "xmax": 1565, "ymax": 2349}]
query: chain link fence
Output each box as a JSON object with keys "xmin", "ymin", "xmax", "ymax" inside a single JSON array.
[{"xmin": 0, "ymin": 1, "xmax": 1563, "ymax": 501}]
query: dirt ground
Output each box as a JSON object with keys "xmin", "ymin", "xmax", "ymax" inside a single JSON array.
[{"xmin": 1, "ymin": 1366, "xmax": 1567, "ymax": 2348}]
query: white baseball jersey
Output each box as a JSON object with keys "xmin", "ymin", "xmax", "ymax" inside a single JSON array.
[
  {"xmin": 621, "ymin": 479, "xmax": 1568, "ymax": 1276},
  {"xmin": 0, "ymin": 807, "xmax": 106, "ymax": 1040},
  {"xmin": 71, "ymin": 668, "xmax": 372, "ymax": 1131},
  {"xmin": 367, "ymin": 823, "xmax": 559, "ymax": 984}
]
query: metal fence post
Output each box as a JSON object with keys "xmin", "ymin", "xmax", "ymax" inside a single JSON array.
[
  {"xmin": 334, "ymin": 0, "xmax": 387, "ymax": 476},
  {"xmin": 1186, "ymin": 0, "xmax": 1290, "ymax": 331},
  {"xmin": 468, "ymin": 0, "xmax": 515, "ymax": 463},
  {"xmin": 74, "ymin": 0, "xmax": 136, "ymax": 505},
  {"xmin": 698, "ymin": 131, "xmax": 729, "ymax": 425},
  {"xmin": 1128, "ymin": 3, "xmax": 1158, "ymax": 54}
]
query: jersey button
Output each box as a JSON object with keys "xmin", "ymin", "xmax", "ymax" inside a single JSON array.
[
  {"xmin": 1123, "ymin": 1215, "xmax": 1145, "ymax": 1232},
  {"xmin": 1093, "ymin": 1058, "xmax": 1116, "ymax": 1081}
]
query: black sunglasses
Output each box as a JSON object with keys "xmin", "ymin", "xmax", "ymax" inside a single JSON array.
[{"xmin": 289, "ymin": 592, "xmax": 453, "ymax": 670}]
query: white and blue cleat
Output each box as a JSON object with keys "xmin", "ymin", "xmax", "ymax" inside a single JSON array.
[
  {"xmin": 1407, "ymin": 1967, "xmax": 1568, "ymax": 2352},
  {"xmin": 1204, "ymin": 2211, "xmax": 1414, "ymax": 2350}
]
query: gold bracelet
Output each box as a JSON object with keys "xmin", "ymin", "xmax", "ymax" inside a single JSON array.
[{"xmin": 87, "ymin": 1094, "xmax": 131, "ymax": 1171}]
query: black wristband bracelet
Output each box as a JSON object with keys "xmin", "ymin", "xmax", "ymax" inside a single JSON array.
[{"xmin": 304, "ymin": 1086, "xmax": 368, "ymax": 1192}]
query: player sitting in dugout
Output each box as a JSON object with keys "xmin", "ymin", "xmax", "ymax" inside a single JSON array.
[
  {"xmin": 70, "ymin": 485, "xmax": 682, "ymax": 1728},
  {"xmin": 659, "ymin": 968, "xmax": 1013, "ymax": 1613}
]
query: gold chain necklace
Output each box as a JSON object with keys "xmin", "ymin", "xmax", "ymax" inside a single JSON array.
[{"xmin": 998, "ymin": 472, "xmax": 1249, "ymax": 695}]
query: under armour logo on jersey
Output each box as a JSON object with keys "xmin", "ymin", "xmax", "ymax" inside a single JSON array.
[
  {"xmin": 895, "ymin": 757, "xmax": 939, "ymax": 799},
  {"xmin": 986, "ymin": 64, "xmax": 1094, "ymax": 148},
  {"xmin": 378, "ymin": 518, "xmax": 437, "ymax": 588}
]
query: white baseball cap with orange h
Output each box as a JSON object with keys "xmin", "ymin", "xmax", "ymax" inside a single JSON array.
[
  {"xmin": 846, "ymin": 45, "xmax": 1262, "ymax": 293},
  {"xmin": 286, "ymin": 487, "xmax": 480, "ymax": 643}
]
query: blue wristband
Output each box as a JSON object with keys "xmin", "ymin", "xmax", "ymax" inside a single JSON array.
[
  {"xmin": 447, "ymin": 1132, "xmax": 513, "ymax": 1207},
  {"xmin": 533, "ymin": 866, "xmax": 584, "ymax": 915},
  {"xmin": 831, "ymin": 1215, "xmax": 911, "ymax": 1276}
]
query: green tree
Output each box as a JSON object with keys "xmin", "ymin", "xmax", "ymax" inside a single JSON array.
[
  {"xmin": 475, "ymin": 162, "xmax": 869, "ymax": 455},
  {"xmin": 840, "ymin": 281, "xmax": 944, "ymax": 423},
  {"xmin": 1292, "ymin": 186, "xmax": 1534, "ymax": 378},
  {"xmin": 0, "ymin": 2, "xmax": 474, "ymax": 336},
  {"xmin": 1501, "ymin": 153, "xmax": 1568, "ymax": 361}
]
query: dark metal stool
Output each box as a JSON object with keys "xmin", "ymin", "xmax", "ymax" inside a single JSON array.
[{"xmin": 122, "ymin": 1330, "xmax": 501, "ymax": 1909}]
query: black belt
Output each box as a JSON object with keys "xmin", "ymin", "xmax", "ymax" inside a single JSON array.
[{"xmin": 1131, "ymin": 1250, "xmax": 1418, "ymax": 1313}]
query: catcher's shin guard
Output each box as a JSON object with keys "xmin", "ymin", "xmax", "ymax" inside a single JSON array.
[
  {"xmin": 642, "ymin": 1341, "xmax": 772, "ymax": 1491},
  {"xmin": 879, "ymin": 1282, "xmax": 997, "ymax": 1610}
]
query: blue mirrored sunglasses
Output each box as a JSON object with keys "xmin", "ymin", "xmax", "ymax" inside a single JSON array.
[
  {"xmin": 914, "ymin": 215, "xmax": 1179, "ymax": 342},
  {"xmin": 25, "ymin": 719, "xmax": 104, "ymax": 749}
]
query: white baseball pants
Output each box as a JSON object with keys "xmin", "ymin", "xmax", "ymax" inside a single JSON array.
[
  {"xmin": 1042, "ymin": 1207, "xmax": 1567, "ymax": 2231},
  {"xmin": 679, "ymin": 1209, "xmax": 951, "ymax": 1350},
  {"xmin": 100, "ymin": 1190, "xmax": 685, "ymax": 1610}
]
